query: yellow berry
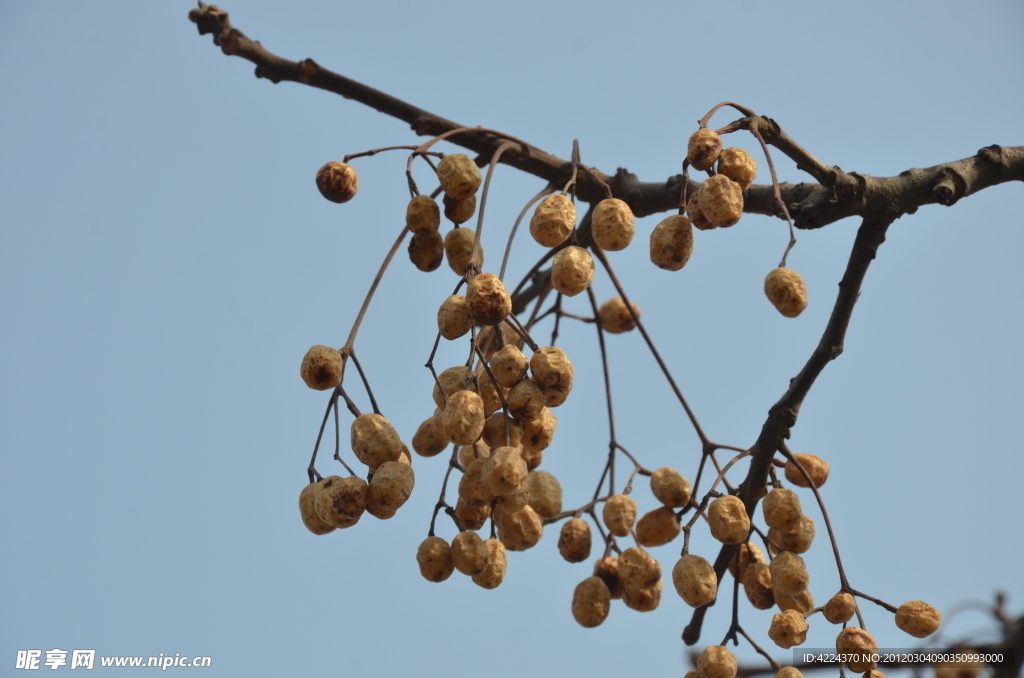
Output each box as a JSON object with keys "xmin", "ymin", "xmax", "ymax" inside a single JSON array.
[
  {"xmin": 770, "ymin": 552, "xmax": 810, "ymax": 597},
  {"xmin": 622, "ymin": 577, "xmax": 662, "ymax": 612},
  {"xmin": 458, "ymin": 457, "xmax": 495, "ymax": 508},
  {"xmin": 763, "ymin": 488, "xmax": 803, "ymax": 530},
  {"xmin": 481, "ymin": 412, "xmax": 523, "ymax": 450},
  {"xmin": 728, "ymin": 541, "xmax": 766, "ymax": 579},
  {"xmin": 350, "ymin": 413, "xmax": 404, "ymax": 468},
  {"xmin": 649, "ymin": 214, "xmax": 694, "ymax": 271},
  {"xmin": 444, "ymin": 227, "xmax": 482, "ymax": 276},
  {"xmin": 591, "ymin": 198, "xmax": 635, "ymax": 251},
  {"xmin": 483, "ymin": 445, "xmax": 529, "ymax": 497},
  {"xmin": 315, "ymin": 161, "xmax": 358, "ymax": 203},
  {"xmin": 742, "ymin": 561, "xmax": 775, "ymax": 610},
  {"xmin": 298, "ymin": 483, "xmax": 335, "ymax": 535},
  {"xmin": 572, "ymin": 576, "xmax": 611, "ymax": 627},
  {"xmin": 697, "ymin": 645, "xmax": 737, "ymax": 678},
  {"xmin": 416, "ymin": 536, "xmax": 454, "ymax": 583},
  {"xmin": 784, "ymin": 453, "xmax": 830, "ymax": 488},
  {"xmin": 618, "ymin": 546, "xmax": 662, "ymax": 589},
  {"xmin": 314, "ymin": 475, "xmax": 367, "ymax": 528},
  {"xmin": 765, "ymin": 267, "xmax": 808, "ymax": 318},
  {"xmin": 368, "ymin": 461, "xmax": 415, "ymax": 516},
  {"xmin": 687, "ymin": 128, "xmax": 723, "ymax": 172},
  {"xmin": 407, "ymin": 230, "xmax": 444, "ymax": 272},
  {"xmin": 598, "ymin": 296, "xmax": 641, "ymax": 334},
  {"xmin": 524, "ymin": 470, "xmax": 562, "ymax": 518},
  {"xmin": 437, "ymin": 153, "xmax": 482, "ymax": 201},
  {"xmin": 521, "ymin": 406, "xmax": 557, "ymax": 453},
  {"xmin": 593, "ymin": 556, "xmax": 623, "ymax": 599},
  {"xmin": 651, "ymin": 467, "xmax": 692, "ymax": 508},
  {"xmin": 551, "ymin": 245, "xmax": 595, "ymax": 297},
  {"xmin": 471, "ymin": 539, "xmax": 507, "ymax": 589},
  {"xmin": 687, "ymin": 191, "xmax": 714, "ymax": 231},
  {"xmin": 895, "ymin": 600, "xmax": 941, "ymax": 638},
  {"xmin": 530, "ymin": 194, "xmax": 576, "ymax": 247},
  {"xmin": 635, "ymin": 507, "xmax": 681, "ymax": 547},
  {"xmin": 708, "ymin": 495, "xmax": 750, "ymax": 544},
  {"xmin": 716, "ymin": 147, "xmax": 757, "ymax": 189},
  {"xmin": 769, "ymin": 609, "xmax": 809, "ymax": 649},
  {"xmin": 835, "ymin": 627, "xmax": 878, "ymax": 672},
  {"xmin": 495, "ymin": 503, "xmax": 543, "ymax": 551},
  {"xmin": 699, "ymin": 175, "xmax": 744, "ymax": 227},
  {"xmin": 558, "ymin": 518, "xmax": 592, "ymax": 563},
  {"xmin": 672, "ymin": 554, "xmax": 717, "ymax": 608},
  {"xmin": 823, "ymin": 592, "xmax": 856, "ymax": 624},
  {"xmin": 453, "ymin": 497, "xmax": 490, "ymax": 531},
  {"xmin": 300, "ymin": 345, "xmax": 343, "ymax": 391},
  {"xmin": 603, "ymin": 494, "xmax": 638, "ymax": 537},
  {"xmin": 530, "ymin": 346, "xmax": 574, "ymax": 408},
  {"xmin": 451, "ymin": 530, "xmax": 489, "ymax": 575},
  {"xmin": 443, "ymin": 193, "xmax": 476, "ymax": 225},
  {"xmin": 508, "ymin": 378, "xmax": 546, "ymax": 423},
  {"xmin": 406, "ymin": 194, "xmax": 441, "ymax": 235},
  {"xmin": 432, "ymin": 365, "xmax": 477, "ymax": 408},
  {"xmin": 489, "ymin": 345, "xmax": 529, "ymax": 388},
  {"xmin": 437, "ymin": 294, "xmax": 473, "ymax": 340},
  {"xmin": 467, "ymin": 273, "xmax": 511, "ymax": 326}
]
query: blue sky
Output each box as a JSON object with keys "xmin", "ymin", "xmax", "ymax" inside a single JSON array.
[{"xmin": 1, "ymin": 1, "xmax": 1022, "ymax": 676}]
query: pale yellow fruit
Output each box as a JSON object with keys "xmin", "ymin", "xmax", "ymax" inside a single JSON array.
[
  {"xmin": 408, "ymin": 230, "xmax": 444, "ymax": 272},
  {"xmin": 524, "ymin": 470, "xmax": 562, "ymax": 518},
  {"xmin": 315, "ymin": 161, "xmax": 358, "ymax": 203},
  {"xmin": 784, "ymin": 453, "xmax": 830, "ymax": 488},
  {"xmin": 558, "ymin": 518, "xmax": 592, "ymax": 563},
  {"xmin": 622, "ymin": 578, "xmax": 662, "ymax": 612},
  {"xmin": 598, "ymin": 296, "xmax": 641, "ymax": 334},
  {"xmin": 618, "ymin": 546, "xmax": 661, "ymax": 589},
  {"xmin": 483, "ymin": 445, "xmax": 528, "ymax": 497},
  {"xmin": 443, "ymin": 193, "xmax": 476, "ymax": 225},
  {"xmin": 765, "ymin": 267, "xmax": 808, "ymax": 318},
  {"xmin": 769, "ymin": 609, "xmax": 809, "ymax": 649},
  {"xmin": 350, "ymin": 413, "xmax": 404, "ymax": 468},
  {"xmin": 728, "ymin": 541, "xmax": 766, "ymax": 579},
  {"xmin": 895, "ymin": 600, "xmax": 941, "ymax": 638},
  {"xmin": 437, "ymin": 153, "xmax": 482, "ymax": 201},
  {"xmin": 437, "ymin": 295, "xmax": 473, "ymax": 340},
  {"xmin": 481, "ymin": 412, "xmax": 523, "ymax": 450},
  {"xmin": 708, "ymin": 495, "xmax": 750, "ymax": 544},
  {"xmin": 672, "ymin": 554, "xmax": 717, "ymax": 607},
  {"xmin": 412, "ymin": 416, "xmax": 448, "ymax": 458},
  {"xmin": 530, "ymin": 346, "xmax": 574, "ymax": 408},
  {"xmin": 700, "ymin": 175, "xmax": 744, "ymax": 227},
  {"xmin": 458, "ymin": 457, "xmax": 495, "ymax": 507},
  {"xmin": 775, "ymin": 514, "xmax": 815, "ymax": 554},
  {"xmin": 649, "ymin": 214, "xmax": 694, "ymax": 271},
  {"xmin": 697, "ymin": 645, "xmax": 737, "ymax": 678},
  {"xmin": 406, "ymin": 194, "xmax": 441, "ymax": 235},
  {"xmin": 763, "ymin": 488, "xmax": 803, "ymax": 531},
  {"xmin": 368, "ymin": 461, "xmax": 415, "ymax": 514},
  {"xmin": 508, "ymin": 379, "xmax": 546, "ymax": 422},
  {"xmin": 444, "ymin": 227, "xmax": 481, "ymax": 276},
  {"xmin": 687, "ymin": 128, "xmax": 722, "ymax": 172},
  {"xmin": 300, "ymin": 345, "xmax": 343, "ymax": 391},
  {"xmin": 635, "ymin": 507, "xmax": 681, "ymax": 547},
  {"xmin": 551, "ymin": 245, "xmax": 594, "ymax": 297},
  {"xmin": 298, "ymin": 483, "xmax": 335, "ymax": 535},
  {"xmin": 822, "ymin": 592, "xmax": 857, "ymax": 624},
  {"xmin": 441, "ymin": 390, "xmax": 486, "ymax": 445},
  {"xmin": 432, "ymin": 366, "xmax": 477, "ymax": 408},
  {"xmin": 453, "ymin": 497, "xmax": 490, "ymax": 531},
  {"xmin": 416, "ymin": 536, "xmax": 454, "ymax": 583},
  {"xmin": 716, "ymin": 147, "xmax": 757, "ymax": 189},
  {"xmin": 467, "ymin": 273, "xmax": 511, "ymax": 326},
  {"xmin": 451, "ymin": 531, "xmax": 489, "ymax": 575},
  {"xmin": 471, "ymin": 539, "xmax": 507, "ymax": 589},
  {"xmin": 770, "ymin": 551, "xmax": 809, "ymax": 597},
  {"xmin": 520, "ymin": 407, "xmax": 557, "ymax": 453},
  {"xmin": 530, "ymin": 193, "xmax": 576, "ymax": 247},
  {"xmin": 593, "ymin": 556, "xmax": 623, "ymax": 599},
  {"xmin": 603, "ymin": 494, "xmax": 638, "ymax": 537},
  {"xmin": 687, "ymin": 191, "xmax": 713, "ymax": 231},
  {"xmin": 495, "ymin": 503, "xmax": 543, "ymax": 551},
  {"xmin": 489, "ymin": 345, "xmax": 529, "ymax": 388},
  {"xmin": 314, "ymin": 475, "xmax": 367, "ymax": 528},
  {"xmin": 591, "ymin": 198, "xmax": 635, "ymax": 251},
  {"xmin": 572, "ymin": 576, "xmax": 611, "ymax": 627},
  {"xmin": 835, "ymin": 627, "xmax": 878, "ymax": 672},
  {"xmin": 742, "ymin": 561, "xmax": 775, "ymax": 610},
  {"xmin": 775, "ymin": 586, "xmax": 815, "ymax": 615},
  {"xmin": 651, "ymin": 467, "xmax": 691, "ymax": 508}
]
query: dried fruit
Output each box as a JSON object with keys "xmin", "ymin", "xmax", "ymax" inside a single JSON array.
[
  {"xmin": 530, "ymin": 193, "xmax": 576, "ymax": 247},
  {"xmin": 300, "ymin": 345, "xmax": 343, "ymax": 391},
  {"xmin": 408, "ymin": 230, "xmax": 444, "ymax": 272},
  {"xmin": 598, "ymin": 296, "xmax": 641, "ymax": 334},
  {"xmin": 412, "ymin": 416, "xmax": 448, "ymax": 458},
  {"xmin": 651, "ymin": 467, "xmax": 691, "ymax": 508},
  {"xmin": 350, "ymin": 413, "xmax": 404, "ymax": 468},
  {"xmin": 508, "ymin": 379, "xmax": 546, "ymax": 422},
  {"xmin": 635, "ymin": 507, "xmax": 681, "ymax": 547},
  {"xmin": 572, "ymin": 576, "xmax": 611, "ymax": 627},
  {"xmin": 835, "ymin": 627, "xmax": 878, "ymax": 672},
  {"xmin": 593, "ymin": 556, "xmax": 623, "ymax": 599},
  {"xmin": 784, "ymin": 453, "xmax": 830, "ymax": 488},
  {"xmin": 591, "ymin": 198, "xmax": 635, "ymax": 251},
  {"xmin": 558, "ymin": 518, "xmax": 592, "ymax": 563},
  {"xmin": 716, "ymin": 147, "xmax": 757, "ymax": 189},
  {"xmin": 458, "ymin": 457, "xmax": 496, "ymax": 508},
  {"xmin": 603, "ymin": 494, "xmax": 638, "ymax": 537},
  {"xmin": 440, "ymin": 390, "xmax": 486, "ymax": 445},
  {"xmin": 444, "ymin": 227, "xmax": 481, "ymax": 276},
  {"xmin": 742, "ymin": 561, "xmax": 775, "ymax": 610},
  {"xmin": 437, "ymin": 153, "xmax": 482, "ymax": 201},
  {"xmin": 769, "ymin": 609, "xmax": 809, "ymax": 649},
  {"xmin": 314, "ymin": 475, "xmax": 367, "ymax": 528},
  {"xmin": 495, "ymin": 503, "xmax": 543, "ymax": 551},
  {"xmin": 765, "ymin": 267, "xmax": 808, "ymax": 318},
  {"xmin": 432, "ymin": 366, "xmax": 477, "ymax": 408},
  {"xmin": 775, "ymin": 586, "xmax": 815, "ymax": 615},
  {"xmin": 481, "ymin": 412, "xmax": 523, "ymax": 449},
  {"xmin": 551, "ymin": 245, "xmax": 594, "ymax": 297},
  {"xmin": 529, "ymin": 346, "xmax": 574, "ymax": 408},
  {"xmin": 618, "ymin": 547, "xmax": 662, "ymax": 589},
  {"xmin": 437, "ymin": 295, "xmax": 473, "ymax": 340},
  {"xmin": 467, "ymin": 273, "xmax": 511, "ymax": 326},
  {"xmin": 672, "ymin": 554, "xmax": 717, "ymax": 607},
  {"xmin": 699, "ymin": 175, "xmax": 744, "ymax": 227},
  {"xmin": 524, "ymin": 470, "xmax": 562, "ymax": 517},
  {"xmin": 483, "ymin": 445, "xmax": 529, "ymax": 497},
  {"xmin": 763, "ymin": 488, "xmax": 803, "ymax": 531},
  {"xmin": 770, "ymin": 552, "xmax": 809, "ymax": 597},
  {"xmin": 471, "ymin": 539, "xmax": 507, "ymax": 589},
  {"xmin": 823, "ymin": 592, "xmax": 856, "ymax": 624},
  {"xmin": 895, "ymin": 600, "xmax": 941, "ymax": 638},
  {"xmin": 443, "ymin": 193, "xmax": 476, "ymax": 225},
  {"xmin": 649, "ymin": 214, "xmax": 695, "ymax": 271},
  {"xmin": 315, "ymin": 161, "xmax": 358, "ymax": 203},
  {"xmin": 774, "ymin": 514, "xmax": 815, "ymax": 554},
  {"xmin": 416, "ymin": 536, "xmax": 454, "ymax": 583},
  {"xmin": 298, "ymin": 483, "xmax": 335, "ymax": 535},
  {"xmin": 453, "ymin": 497, "xmax": 490, "ymax": 531},
  {"xmin": 687, "ymin": 128, "xmax": 723, "ymax": 172},
  {"xmin": 406, "ymin": 194, "xmax": 441, "ymax": 235},
  {"xmin": 520, "ymin": 406, "xmax": 557, "ymax": 453},
  {"xmin": 687, "ymin": 191, "xmax": 713, "ymax": 231},
  {"xmin": 475, "ymin": 368, "xmax": 504, "ymax": 417},
  {"xmin": 451, "ymin": 531, "xmax": 489, "ymax": 575},
  {"xmin": 728, "ymin": 541, "xmax": 766, "ymax": 579},
  {"xmin": 697, "ymin": 645, "xmax": 737, "ymax": 678},
  {"xmin": 708, "ymin": 495, "xmax": 750, "ymax": 544},
  {"xmin": 622, "ymin": 578, "xmax": 662, "ymax": 612}
]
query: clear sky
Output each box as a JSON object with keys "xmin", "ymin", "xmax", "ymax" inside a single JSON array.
[{"xmin": 1, "ymin": 1, "xmax": 1022, "ymax": 676}]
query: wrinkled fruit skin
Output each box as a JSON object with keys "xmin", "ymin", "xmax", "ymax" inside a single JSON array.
[
  {"xmin": 697, "ymin": 645, "xmax": 738, "ymax": 678},
  {"xmin": 572, "ymin": 577, "xmax": 612, "ymax": 628},
  {"xmin": 688, "ymin": 128, "xmax": 722, "ymax": 172},
  {"xmin": 699, "ymin": 175, "xmax": 744, "ymax": 228},
  {"xmin": 649, "ymin": 215, "xmax": 694, "ymax": 271},
  {"xmin": 298, "ymin": 483, "xmax": 335, "ymax": 535},
  {"xmin": 530, "ymin": 193, "xmax": 576, "ymax": 247},
  {"xmin": 895, "ymin": 600, "xmax": 941, "ymax": 638},
  {"xmin": 591, "ymin": 198, "xmax": 635, "ymax": 251},
  {"xmin": 551, "ymin": 245, "xmax": 594, "ymax": 297},
  {"xmin": 436, "ymin": 153, "xmax": 482, "ymax": 201},
  {"xmin": 672, "ymin": 554, "xmax": 717, "ymax": 608},
  {"xmin": 416, "ymin": 536, "xmax": 454, "ymax": 582},
  {"xmin": 300, "ymin": 345, "xmax": 343, "ymax": 391},
  {"xmin": 315, "ymin": 161, "xmax": 358, "ymax": 203},
  {"xmin": 836, "ymin": 627, "xmax": 879, "ymax": 672},
  {"xmin": 765, "ymin": 267, "xmax": 808, "ymax": 318},
  {"xmin": 769, "ymin": 609, "xmax": 809, "ymax": 649}
]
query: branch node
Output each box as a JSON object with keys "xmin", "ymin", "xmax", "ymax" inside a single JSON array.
[
  {"xmin": 979, "ymin": 145, "xmax": 1003, "ymax": 164},
  {"xmin": 932, "ymin": 167, "xmax": 967, "ymax": 207},
  {"xmin": 297, "ymin": 58, "xmax": 320, "ymax": 83}
]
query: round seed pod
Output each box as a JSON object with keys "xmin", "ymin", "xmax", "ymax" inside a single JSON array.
[
  {"xmin": 520, "ymin": 447, "xmax": 543, "ymax": 471},
  {"xmin": 598, "ymin": 296, "xmax": 641, "ymax": 334},
  {"xmin": 776, "ymin": 514, "xmax": 815, "ymax": 554},
  {"xmin": 763, "ymin": 488, "xmax": 803, "ymax": 531},
  {"xmin": 784, "ymin": 453, "xmax": 830, "ymax": 488},
  {"xmin": 416, "ymin": 536, "xmax": 454, "ymax": 583},
  {"xmin": 530, "ymin": 346, "xmax": 574, "ymax": 408},
  {"xmin": 441, "ymin": 390, "xmax": 486, "ymax": 445},
  {"xmin": 494, "ymin": 485, "xmax": 531, "ymax": 515},
  {"xmin": 769, "ymin": 609, "xmax": 809, "ymax": 649},
  {"xmin": 551, "ymin": 245, "xmax": 595, "ymax": 297},
  {"xmin": 437, "ymin": 153, "xmax": 482, "ymax": 201},
  {"xmin": 483, "ymin": 445, "xmax": 529, "ymax": 497},
  {"xmin": 835, "ymin": 627, "xmax": 878, "ymax": 672},
  {"xmin": 697, "ymin": 646, "xmax": 737, "ymax": 678},
  {"xmin": 315, "ymin": 161, "xmax": 358, "ymax": 203},
  {"xmin": 508, "ymin": 379, "xmax": 546, "ymax": 423},
  {"xmin": 369, "ymin": 461, "xmax": 415, "ymax": 513},
  {"xmin": 672, "ymin": 554, "xmax": 717, "ymax": 608},
  {"xmin": 432, "ymin": 366, "xmax": 477, "ymax": 408},
  {"xmin": 495, "ymin": 503, "xmax": 543, "ymax": 551},
  {"xmin": 708, "ymin": 495, "xmax": 750, "ymax": 544},
  {"xmin": 458, "ymin": 457, "xmax": 495, "ymax": 508},
  {"xmin": 443, "ymin": 193, "xmax": 476, "ymax": 225},
  {"xmin": 742, "ymin": 561, "xmax": 775, "ymax": 610},
  {"xmin": 451, "ymin": 531, "xmax": 489, "ymax": 575},
  {"xmin": 700, "ymin": 175, "xmax": 744, "ymax": 228},
  {"xmin": 572, "ymin": 576, "xmax": 611, "ymax": 628},
  {"xmin": 635, "ymin": 507, "xmax": 681, "ymax": 547},
  {"xmin": 687, "ymin": 191, "xmax": 714, "ymax": 231},
  {"xmin": 593, "ymin": 556, "xmax": 623, "ymax": 599},
  {"xmin": 823, "ymin": 592, "xmax": 857, "ymax": 624},
  {"xmin": 622, "ymin": 578, "xmax": 662, "ymax": 612},
  {"xmin": 467, "ymin": 272, "xmax": 512, "ymax": 326},
  {"xmin": 521, "ymin": 406, "xmax": 557, "ymax": 453},
  {"xmin": 299, "ymin": 483, "xmax": 335, "ymax": 535},
  {"xmin": 716, "ymin": 147, "xmax": 757, "ymax": 189},
  {"xmin": 471, "ymin": 539, "xmax": 507, "ymax": 589},
  {"xmin": 453, "ymin": 497, "xmax": 490, "ymax": 531},
  {"xmin": 603, "ymin": 494, "xmax": 638, "ymax": 537},
  {"xmin": 350, "ymin": 413, "xmax": 404, "ymax": 468},
  {"xmin": 618, "ymin": 547, "xmax": 662, "ymax": 589},
  {"xmin": 770, "ymin": 551, "xmax": 809, "ymax": 597},
  {"xmin": 591, "ymin": 198, "xmax": 635, "ymax": 251},
  {"xmin": 765, "ymin": 268, "xmax": 808, "ymax": 318},
  {"xmin": 406, "ymin": 194, "xmax": 441, "ymax": 235},
  {"xmin": 524, "ymin": 470, "xmax": 562, "ymax": 517},
  {"xmin": 314, "ymin": 475, "xmax": 368, "ymax": 528},
  {"xmin": 444, "ymin": 227, "xmax": 481, "ymax": 276},
  {"xmin": 728, "ymin": 541, "xmax": 766, "ymax": 579},
  {"xmin": 651, "ymin": 467, "xmax": 692, "ymax": 508},
  {"xmin": 300, "ymin": 345, "xmax": 343, "ymax": 391},
  {"xmin": 490, "ymin": 345, "xmax": 529, "ymax": 388},
  {"xmin": 776, "ymin": 669, "xmax": 805, "ymax": 678},
  {"xmin": 775, "ymin": 586, "xmax": 815, "ymax": 615},
  {"xmin": 530, "ymin": 193, "xmax": 576, "ymax": 247},
  {"xmin": 408, "ymin": 230, "xmax": 444, "ymax": 272},
  {"xmin": 437, "ymin": 295, "xmax": 473, "ymax": 340},
  {"xmin": 650, "ymin": 214, "xmax": 695, "ymax": 271},
  {"xmin": 558, "ymin": 518, "xmax": 592, "ymax": 563},
  {"xmin": 481, "ymin": 412, "xmax": 523, "ymax": 450},
  {"xmin": 475, "ymin": 368, "xmax": 504, "ymax": 417},
  {"xmin": 687, "ymin": 128, "xmax": 723, "ymax": 172},
  {"xmin": 895, "ymin": 600, "xmax": 941, "ymax": 638},
  {"xmin": 412, "ymin": 416, "xmax": 448, "ymax": 458}
]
